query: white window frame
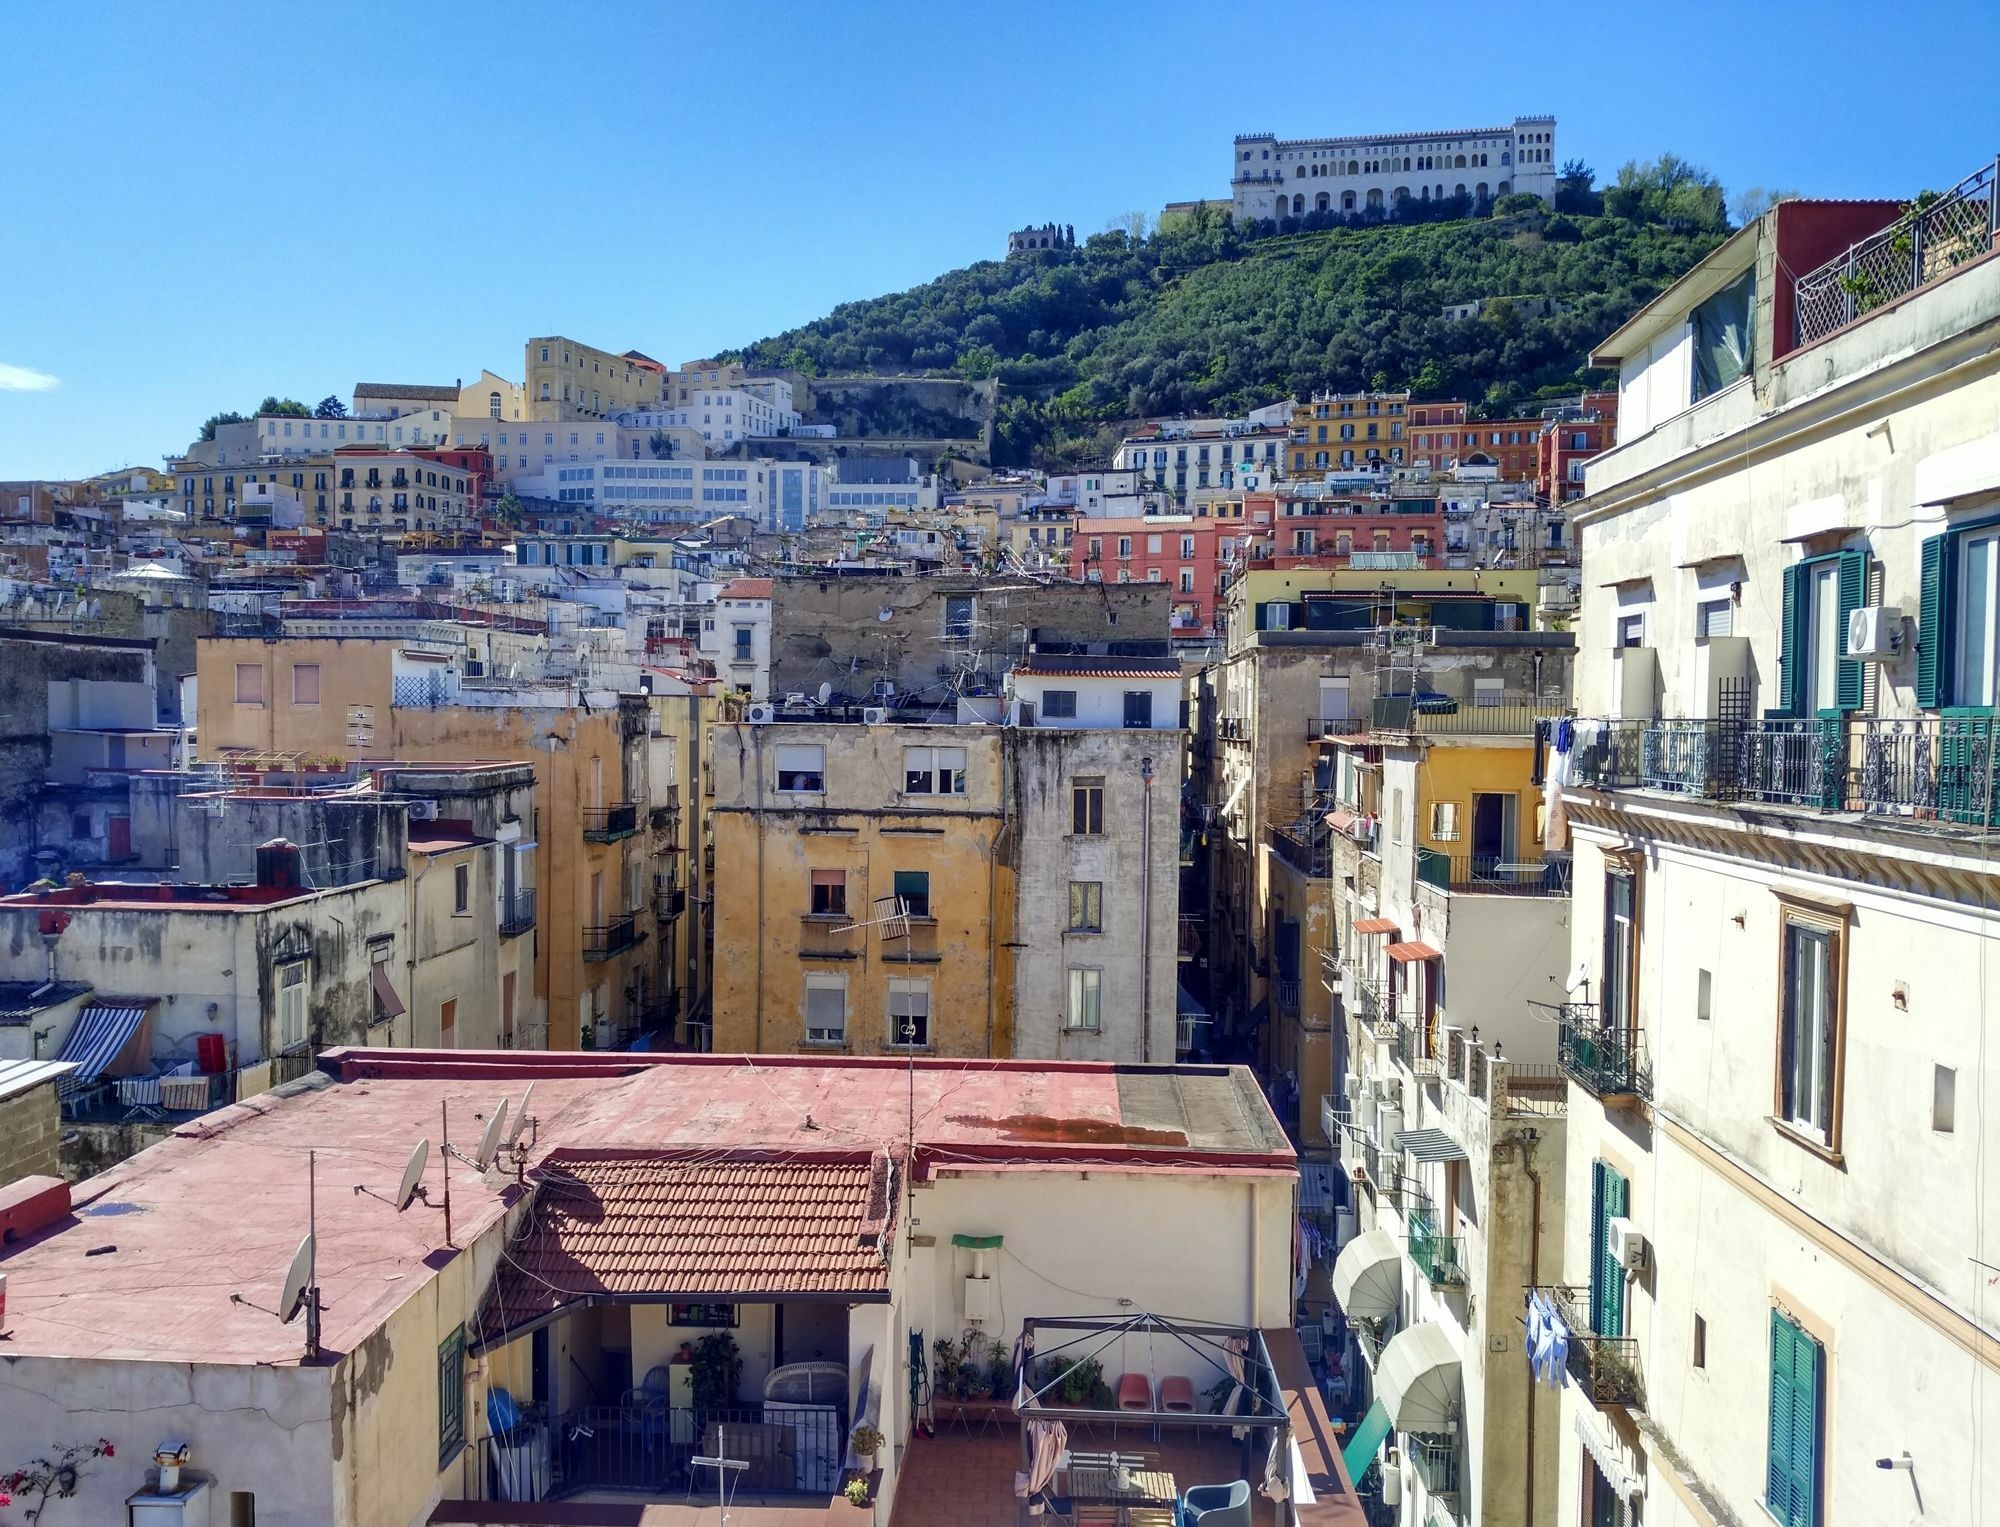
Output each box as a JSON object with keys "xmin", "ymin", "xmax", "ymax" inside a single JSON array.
[
  {"xmin": 278, "ymin": 959, "xmax": 309, "ymax": 1051},
  {"xmin": 887, "ymin": 977, "xmax": 931, "ymax": 1049},
  {"xmin": 804, "ymin": 973, "xmax": 848, "ymax": 1046},
  {"xmin": 903, "ymin": 746, "xmax": 968, "ymax": 796},
  {"xmin": 1430, "ymin": 801, "xmax": 1461, "ymax": 841},
  {"xmin": 774, "ymin": 744, "xmax": 825, "ymax": 794},
  {"xmin": 1066, "ymin": 967, "xmax": 1103, "ymax": 1031}
]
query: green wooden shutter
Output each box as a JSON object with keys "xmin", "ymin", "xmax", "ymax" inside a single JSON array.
[
  {"xmin": 1833, "ymin": 550, "xmax": 1868, "ymax": 712},
  {"xmin": 1916, "ymin": 532, "xmax": 1950, "ymax": 709},
  {"xmin": 1776, "ymin": 563, "xmax": 1803, "ymax": 716},
  {"xmin": 1588, "ymin": 1160, "xmax": 1607, "ymax": 1333},
  {"xmin": 1600, "ymin": 1168, "xmax": 1628, "ymax": 1336},
  {"xmin": 1767, "ymin": 1312, "xmax": 1823, "ymax": 1527}
]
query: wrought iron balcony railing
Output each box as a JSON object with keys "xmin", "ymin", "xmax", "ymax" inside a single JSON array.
[
  {"xmin": 1416, "ymin": 846, "xmax": 1573, "ymax": 897},
  {"xmin": 498, "ymin": 889, "xmax": 536, "ymax": 939},
  {"xmin": 1268, "ymin": 825, "xmax": 1330, "ymax": 878},
  {"xmin": 1793, "ymin": 156, "xmax": 2000, "ymax": 348},
  {"xmin": 582, "ymin": 802, "xmax": 638, "ymax": 841},
  {"xmin": 1274, "ymin": 977, "xmax": 1301, "ymax": 1015},
  {"xmin": 1536, "ymin": 1287, "xmax": 1646, "ymax": 1411},
  {"xmin": 1554, "ymin": 1003, "xmax": 1651, "ymax": 1102},
  {"xmin": 1406, "ymin": 1435, "xmax": 1460, "ymax": 1499},
  {"xmin": 1407, "ymin": 1207, "xmax": 1465, "ymax": 1288},
  {"xmin": 581, "ymin": 913, "xmax": 640, "ymax": 961}
]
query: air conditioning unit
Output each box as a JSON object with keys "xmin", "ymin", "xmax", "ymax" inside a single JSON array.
[
  {"xmin": 745, "ymin": 703, "xmax": 775, "ymax": 724},
  {"xmin": 1607, "ymin": 1216, "xmax": 1649, "ymax": 1272},
  {"xmin": 407, "ymin": 799, "xmax": 439, "ymax": 821},
  {"xmin": 862, "ymin": 706, "xmax": 891, "ymax": 725},
  {"xmin": 1846, "ymin": 604, "xmax": 1902, "ymax": 661}
]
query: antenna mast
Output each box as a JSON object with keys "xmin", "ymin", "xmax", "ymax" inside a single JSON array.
[{"xmin": 305, "ymin": 1150, "xmax": 321, "ymax": 1361}]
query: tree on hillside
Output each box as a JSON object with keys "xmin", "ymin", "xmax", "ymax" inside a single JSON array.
[
  {"xmin": 198, "ymin": 411, "xmax": 247, "ymax": 442},
  {"xmin": 258, "ymin": 395, "xmax": 311, "ymax": 417},
  {"xmin": 1553, "ymin": 159, "xmax": 1600, "ymax": 216},
  {"xmin": 314, "ymin": 395, "xmax": 348, "ymax": 418},
  {"xmin": 1603, "ymin": 156, "xmax": 1727, "ymax": 233}
]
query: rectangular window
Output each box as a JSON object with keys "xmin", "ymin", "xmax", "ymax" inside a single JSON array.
[
  {"xmin": 278, "ymin": 959, "xmax": 308, "ymax": 1051},
  {"xmin": 1071, "ymin": 777, "xmax": 1105, "ymax": 836},
  {"xmin": 1780, "ymin": 551, "xmax": 1865, "ymax": 715},
  {"xmin": 1588, "ymin": 1159, "xmax": 1629, "ymax": 1337},
  {"xmin": 1766, "ymin": 1311, "xmax": 1824, "ymax": 1527},
  {"xmin": 1695, "ymin": 597, "xmax": 1733, "ymax": 639},
  {"xmin": 810, "ymin": 868, "xmax": 847, "ymax": 917},
  {"xmin": 1122, "ymin": 690, "xmax": 1154, "ymax": 728},
  {"xmin": 887, "ymin": 977, "xmax": 930, "ymax": 1048},
  {"xmin": 1430, "ymin": 802, "xmax": 1460, "ymax": 841},
  {"xmin": 943, "ymin": 594, "xmax": 974, "ymax": 639},
  {"xmin": 1616, "ymin": 613, "xmax": 1645, "ymax": 649},
  {"xmin": 1066, "ymin": 967, "xmax": 1103, "ymax": 1031},
  {"xmin": 1955, "ymin": 529, "xmax": 1999, "ymax": 706},
  {"xmin": 453, "ymin": 863, "xmax": 470, "ymax": 915},
  {"xmin": 1473, "ymin": 677, "xmax": 1504, "ymax": 708},
  {"xmin": 893, "ymin": 869, "xmax": 931, "ymax": 919},
  {"xmin": 438, "ymin": 1324, "xmax": 467, "ymax": 1466},
  {"xmin": 234, "ymin": 663, "xmax": 265, "ymax": 705},
  {"xmin": 774, "ymin": 744, "xmax": 824, "ymax": 793},
  {"xmin": 291, "ymin": 663, "xmax": 321, "ymax": 705},
  {"xmin": 1779, "ymin": 915, "xmax": 1842, "ymax": 1146},
  {"xmin": 904, "ymin": 746, "xmax": 967, "ymax": 795},
  {"xmin": 1042, "ymin": 689, "xmax": 1077, "ymax": 719},
  {"xmin": 733, "ymin": 625, "xmax": 752, "ymax": 658},
  {"xmin": 805, "ymin": 974, "xmax": 847, "ymax": 1045},
  {"xmin": 1068, "ymin": 881, "xmax": 1103, "ymax": 932}
]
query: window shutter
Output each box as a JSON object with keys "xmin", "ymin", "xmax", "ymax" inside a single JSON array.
[
  {"xmin": 1767, "ymin": 1312, "xmax": 1822, "ymax": 1527},
  {"xmin": 1588, "ymin": 1160, "xmax": 1607, "ymax": 1333},
  {"xmin": 1916, "ymin": 532, "xmax": 1950, "ymax": 709},
  {"xmin": 1775, "ymin": 563, "xmax": 1803, "ymax": 716},
  {"xmin": 1834, "ymin": 551, "xmax": 1868, "ymax": 711},
  {"xmin": 1599, "ymin": 1167, "xmax": 1628, "ymax": 1336},
  {"xmin": 1767, "ymin": 1312, "xmax": 1796, "ymax": 1521}
]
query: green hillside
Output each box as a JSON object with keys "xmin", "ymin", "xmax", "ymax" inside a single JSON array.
[{"xmin": 730, "ymin": 160, "xmax": 1733, "ymax": 468}]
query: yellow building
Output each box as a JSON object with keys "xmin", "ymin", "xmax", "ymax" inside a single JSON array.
[
  {"xmin": 1286, "ymin": 390, "xmax": 1409, "ymax": 477},
  {"xmin": 526, "ymin": 335, "xmax": 666, "ymax": 421},
  {"xmin": 196, "ymin": 636, "xmax": 668, "ymax": 1050},
  {"xmin": 1224, "ymin": 564, "xmax": 1545, "ymax": 650},
  {"xmin": 709, "ymin": 721, "xmax": 1013, "ymax": 1056},
  {"xmin": 332, "ymin": 449, "xmax": 474, "ymax": 534},
  {"xmin": 457, "ymin": 369, "xmax": 528, "ymax": 422},
  {"xmin": 172, "ymin": 456, "xmax": 335, "ymax": 524}
]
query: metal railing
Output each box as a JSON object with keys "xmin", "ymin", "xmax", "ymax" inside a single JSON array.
[
  {"xmin": 508, "ymin": 1021, "xmax": 549, "ymax": 1050},
  {"xmin": 582, "ymin": 802, "xmax": 639, "ymax": 841},
  {"xmin": 1410, "ymin": 700, "xmax": 1560, "ymax": 737},
  {"xmin": 1416, "ymin": 847, "xmax": 1573, "ymax": 896},
  {"xmin": 1571, "ymin": 719, "xmax": 1643, "ymax": 788},
  {"xmin": 655, "ymin": 886, "xmax": 687, "ymax": 921},
  {"xmin": 1554, "ymin": 1003, "xmax": 1651, "ymax": 1101},
  {"xmin": 484, "ymin": 1402, "xmax": 849, "ymax": 1500},
  {"xmin": 1406, "ymin": 1435, "xmax": 1460, "ymax": 1499},
  {"xmin": 1406, "ymin": 1203, "xmax": 1465, "ymax": 1287},
  {"xmin": 1310, "ymin": 716, "xmax": 1372, "ymax": 740},
  {"xmin": 1269, "ymin": 825, "xmax": 1331, "ymax": 877},
  {"xmin": 1274, "ymin": 978, "xmax": 1302, "ymax": 1015},
  {"xmin": 499, "ymin": 889, "xmax": 537, "ymax": 938},
  {"xmin": 582, "ymin": 914, "xmax": 640, "ymax": 961},
  {"xmin": 1537, "ymin": 1288, "xmax": 1645, "ymax": 1411},
  {"xmin": 392, "ymin": 673, "xmax": 457, "ymax": 708},
  {"xmin": 1793, "ymin": 157, "xmax": 2000, "ymax": 348}
]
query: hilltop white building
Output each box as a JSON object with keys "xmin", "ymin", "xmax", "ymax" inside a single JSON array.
[{"xmin": 1231, "ymin": 115, "xmax": 1557, "ymax": 223}]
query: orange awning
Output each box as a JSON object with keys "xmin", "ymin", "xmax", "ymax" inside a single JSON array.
[
  {"xmin": 1386, "ymin": 941, "xmax": 1443, "ymax": 963},
  {"xmin": 1353, "ymin": 918, "xmax": 1398, "ymax": 936},
  {"xmin": 1325, "ymin": 809, "xmax": 1357, "ymax": 834}
]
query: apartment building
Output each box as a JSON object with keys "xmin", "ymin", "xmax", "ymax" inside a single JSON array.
[
  {"xmin": 698, "ymin": 576, "xmax": 773, "ymax": 699},
  {"xmin": 1547, "ymin": 180, "xmax": 2000, "ymax": 1525},
  {"xmin": 332, "ymin": 447, "xmax": 475, "ymax": 535},
  {"xmin": 1116, "ymin": 420, "xmax": 1288, "ymax": 503},
  {"xmin": 526, "ymin": 335, "xmax": 666, "ymax": 420},
  {"xmin": 197, "ymin": 635, "xmax": 668, "ymax": 1050},
  {"xmin": 1246, "ymin": 490, "xmax": 1446, "ymax": 569},
  {"xmin": 1230, "ymin": 116, "xmax": 1558, "ymax": 224},
  {"xmin": 1070, "ymin": 514, "xmax": 1236, "ymax": 636},
  {"xmin": 1534, "ymin": 390, "xmax": 1618, "ymax": 504},
  {"xmin": 1289, "ymin": 392, "xmax": 1408, "ymax": 476},
  {"xmin": 664, "ymin": 379, "xmax": 801, "ymax": 444}
]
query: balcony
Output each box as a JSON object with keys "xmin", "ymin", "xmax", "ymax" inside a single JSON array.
[
  {"xmin": 1793, "ymin": 156, "xmax": 2000, "ymax": 348},
  {"xmin": 1268, "ymin": 825, "xmax": 1330, "ymax": 878},
  {"xmin": 1406, "ymin": 1435, "xmax": 1460, "ymax": 1503},
  {"xmin": 655, "ymin": 885, "xmax": 686, "ymax": 921},
  {"xmin": 1574, "ymin": 714, "xmax": 2000, "ymax": 828},
  {"xmin": 1274, "ymin": 977, "xmax": 1301, "ymax": 1015},
  {"xmin": 582, "ymin": 802, "xmax": 639, "ymax": 842},
  {"xmin": 1407, "ymin": 1207, "xmax": 1465, "ymax": 1287},
  {"xmin": 1538, "ymin": 1287, "xmax": 1646, "ymax": 1410},
  {"xmin": 1554, "ymin": 1003, "xmax": 1651, "ymax": 1102},
  {"xmin": 1394, "ymin": 1019, "xmax": 1439, "ymax": 1079},
  {"xmin": 582, "ymin": 913, "xmax": 640, "ymax": 961},
  {"xmin": 1409, "ymin": 699, "xmax": 1556, "ymax": 737},
  {"xmin": 1309, "ymin": 716, "xmax": 1371, "ymax": 740},
  {"xmin": 1415, "ymin": 847, "xmax": 1572, "ymax": 896},
  {"xmin": 498, "ymin": 888, "xmax": 536, "ymax": 939}
]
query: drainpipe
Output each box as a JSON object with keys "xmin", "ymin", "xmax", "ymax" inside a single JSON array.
[
  {"xmin": 1516, "ymin": 1133, "xmax": 1543, "ymax": 1527},
  {"xmin": 1139, "ymin": 754, "xmax": 1154, "ymax": 1063}
]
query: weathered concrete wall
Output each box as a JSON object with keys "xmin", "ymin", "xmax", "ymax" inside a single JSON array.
[
  {"xmin": 0, "ymin": 1080, "xmax": 61, "ymax": 1182},
  {"xmin": 769, "ymin": 573, "xmax": 1172, "ymax": 702}
]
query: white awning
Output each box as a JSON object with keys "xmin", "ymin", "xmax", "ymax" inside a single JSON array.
[
  {"xmin": 1330, "ymin": 1228, "xmax": 1401, "ymax": 1323},
  {"xmin": 1375, "ymin": 1322, "xmax": 1462, "ymax": 1434},
  {"xmin": 1576, "ymin": 1413, "xmax": 1643, "ymax": 1502}
]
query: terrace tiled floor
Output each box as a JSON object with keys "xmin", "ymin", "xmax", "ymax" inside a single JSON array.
[{"xmin": 888, "ymin": 1428, "xmax": 1281, "ymax": 1527}]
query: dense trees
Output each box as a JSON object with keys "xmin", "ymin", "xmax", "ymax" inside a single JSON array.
[{"xmin": 732, "ymin": 157, "xmax": 1731, "ymax": 466}]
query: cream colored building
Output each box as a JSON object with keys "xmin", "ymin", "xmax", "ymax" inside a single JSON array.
[
  {"xmin": 1547, "ymin": 185, "xmax": 2000, "ymax": 1526},
  {"xmin": 526, "ymin": 335, "xmax": 665, "ymax": 420}
]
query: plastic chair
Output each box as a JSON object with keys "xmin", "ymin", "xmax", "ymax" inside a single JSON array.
[
  {"xmin": 621, "ymin": 1364, "xmax": 674, "ymax": 1452},
  {"xmin": 1159, "ymin": 1376, "xmax": 1197, "ymax": 1413},
  {"xmin": 1116, "ymin": 1373, "xmax": 1153, "ymax": 1410},
  {"xmin": 1181, "ymin": 1480, "xmax": 1252, "ymax": 1527}
]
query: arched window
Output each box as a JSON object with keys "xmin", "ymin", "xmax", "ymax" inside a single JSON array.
[
  {"xmin": 1393, "ymin": 186, "xmax": 1410, "ymax": 204},
  {"xmin": 1476, "ymin": 183, "xmax": 1489, "ymax": 201},
  {"xmin": 1501, "ymin": 151, "xmax": 1512, "ymax": 165},
  {"xmin": 1497, "ymin": 180, "xmax": 1510, "ymax": 196},
  {"xmin": 1366, "ymin": 188, "xmax": 1383, "ymax": 209},
  {"xmin": 1348, "ymin": 160, "xmax": 1360, "ymax": 175},
  {"xmin": 1296, "ymin": 165, "xmax": 1307, "ymax": 179},
  {"xmin": 1420, "ymin": 186, "xmax": 1431, "ymax": 200},
  {"xmin": 1316, "ymin": 192, "xmax": 1330, "ymax": 212},
  {"xmin": 1342, "ymin": 191, "xmax": 1357, "ymax": 212},
  {"xmin": 488, "ymin": 392, "xmax": 502, "ymax": 418},
  {"xmin": 1454, "ymin": 154, "xmax": 1467, "ymax": 169},
  {"xmin": 1295, "ymin": 194, "xmax": 1307, "ymax": 216}
]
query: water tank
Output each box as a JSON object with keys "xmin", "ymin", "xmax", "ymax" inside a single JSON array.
[{"xmin": 255, "ymin": 839, "xmax": 303, "ymax": 891}]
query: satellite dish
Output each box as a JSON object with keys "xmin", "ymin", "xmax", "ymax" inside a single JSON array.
[
  {"xmin": 279, "ymin": 1233, "xmax": 315, "ymax": 1323},
  {"xmin": 816, "ymin": 681, "xmax": 833, "ymax": 706},
  {"xmin": 505, "ymin": 1083, "xmax": 536, "ymax": 1147},
  {"xmin": 395, "ymin": 1138, "xmax": 430, "ymax": 1211},
  {"xmin": 876, "ymin": 606, "xmax": 894, "ymax": 623},
  {"xmin": 474, "ymin": 1102, "xmax": 510, "ymax": 1171},
  {"xmin": 1563, "ymin": 961, "xmax": 1590, "ymax": 997}
]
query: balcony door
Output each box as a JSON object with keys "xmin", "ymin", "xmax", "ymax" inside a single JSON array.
[{"xmin": 1470, "ymin": 792, "xmax": 1515, "ymax": 878}]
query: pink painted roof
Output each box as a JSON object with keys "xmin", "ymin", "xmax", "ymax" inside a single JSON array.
[{"xmin": 0, "ymin": 1053, "xmax": 1289, "ymax": 1366}]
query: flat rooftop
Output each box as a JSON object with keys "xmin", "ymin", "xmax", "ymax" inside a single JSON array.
[{"xmin": 0, "ymin": 1052, "xmax": 1291, "ymax": 1366}]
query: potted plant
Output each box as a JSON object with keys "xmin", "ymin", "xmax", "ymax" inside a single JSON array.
[
  {"xmin": 690, "ymin": 1331, "xmax": 741, "ymax": 1410},
  {"xmin": 843, "ymin": 1477, "xmax": 872, "ymax": 1507},
  {"xmin": 850, "ymin": 1423, "xmax": 884, "ymax": 1461}
]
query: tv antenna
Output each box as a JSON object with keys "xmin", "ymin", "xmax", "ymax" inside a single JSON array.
[
  {"xmin": 233, "ymin": 1149, "xmax": 323, "ymax": 1360},
  {"xmin": 691, "ymin": 1425, "xmax": 748, "ymax": 1522},
  {"xmin": 503, "ymin": 1082, "xmax": 538, "ymax": 1184}
]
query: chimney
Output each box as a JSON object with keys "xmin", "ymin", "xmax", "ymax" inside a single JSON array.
[{"xmin": 256, "ymin": 838, "xmax": 303, "ymax": 891}]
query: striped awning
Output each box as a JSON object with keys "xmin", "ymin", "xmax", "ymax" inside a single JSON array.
[
  {"xmin": 1394, "ymin": 1127, "xmax": 1469, "ymax": 1163},
  {"xmin": 53, "ymin": 1004, "xmax": 150, "ymax": 1085},
  {"xmin": 1353, "ymin": 917, "xmax": 1398, "ymax": 935},
  {"xmin": 1386, "ymin": 940, "xmax": 1443, "ymax": 963}
]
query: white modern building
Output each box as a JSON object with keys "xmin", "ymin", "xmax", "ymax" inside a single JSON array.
[
  {"xmin": 1551, "ymin": 181, "xmax": 2000, "ymax": 1527},
  {"xmin": 1231, "ymin": 116, "xmax": 1557, "ymax": 223},
  {"xmin": 663, "ymin": 381, "xmax": 801, "ymax": 445}
]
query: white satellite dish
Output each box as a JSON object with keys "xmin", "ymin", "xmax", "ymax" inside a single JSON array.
[
  {"xmin": 1563, "ymin": 961, "xmax": 1590, "ymax": 997},
  {"xmin": 474, "ymin": 1102, "xmax": 510, "ymax": 1171},
  {"xmin": 876, "ymin": 606, "xmax": 894, "ymax": 622},
  {"xmin": 395, "ymin": 1139, "xmax": 430, "ymax": 1211},
  {"xmin": 279, "ymin": 1233, "xmax": 315, "ymax": 1324},
  {"xmin": 505, "ymin": 1083, "xmax": 536, "ymax": 1147},
  {"xmin": 816, "ymin": 681, "xmax": 833, "ymax": 706}
]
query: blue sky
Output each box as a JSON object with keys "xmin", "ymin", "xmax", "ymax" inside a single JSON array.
[{"xmin": 4, "ymin": 0, "xmax": 1997, "ymax": 479}]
